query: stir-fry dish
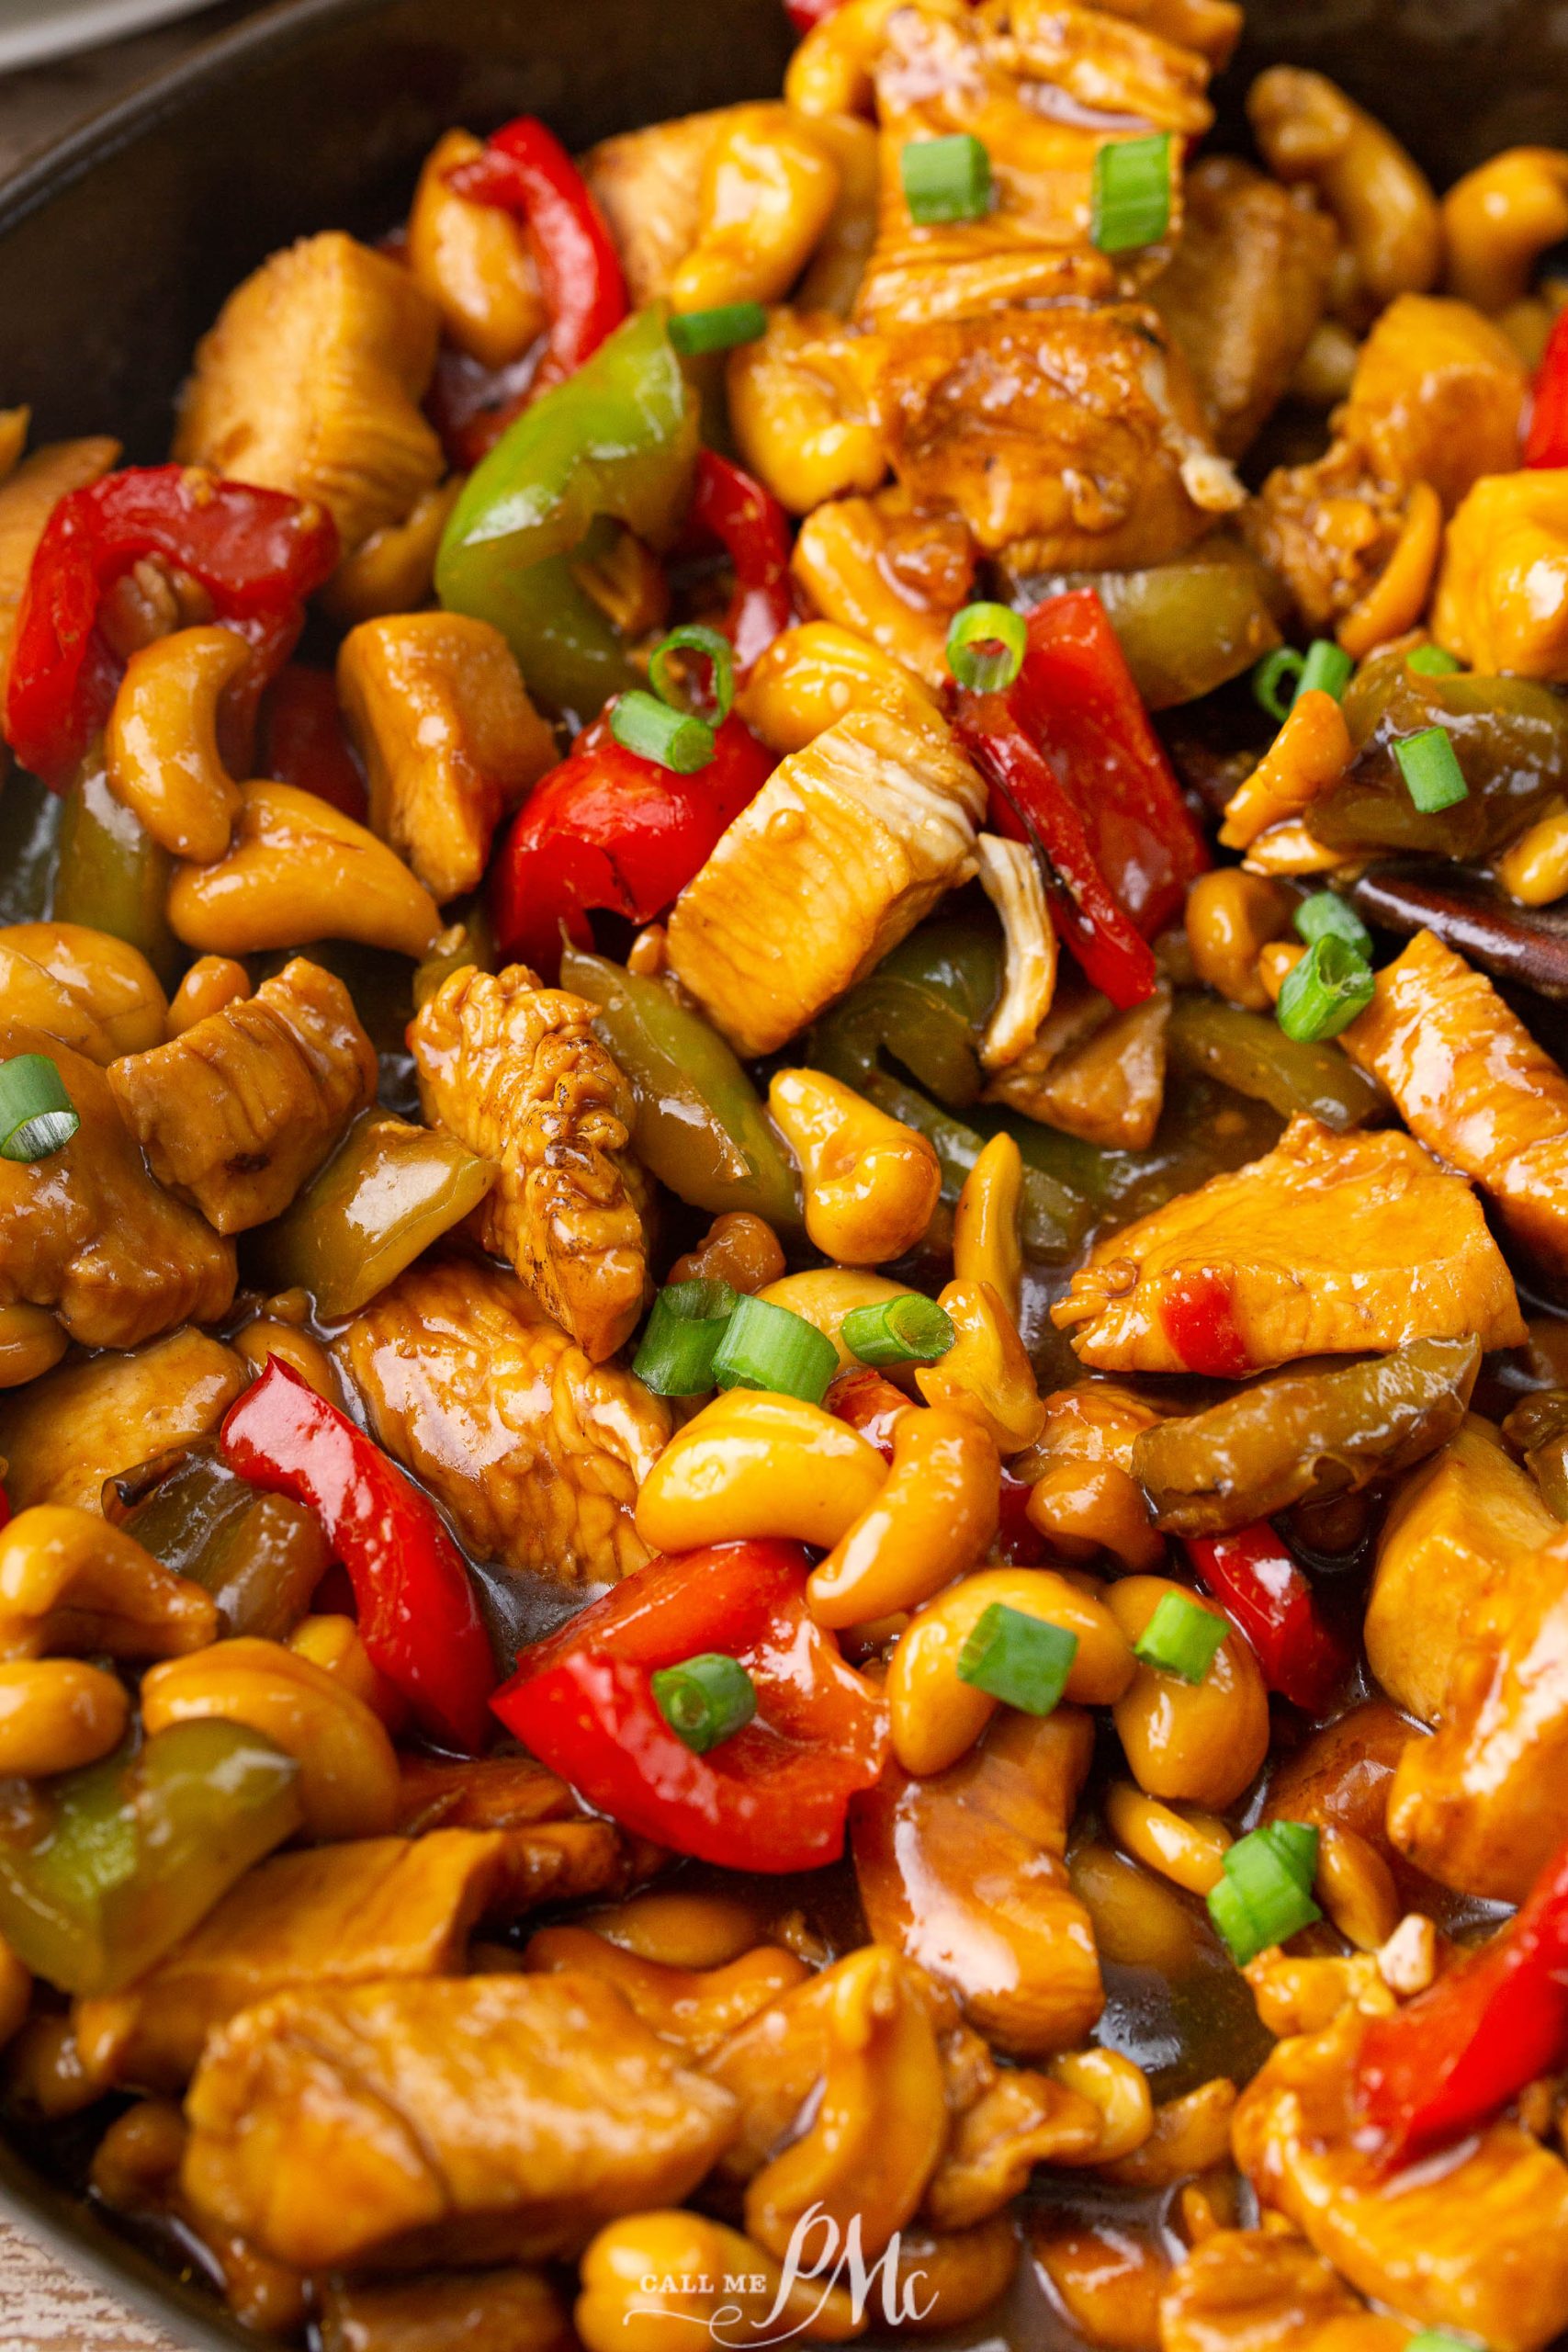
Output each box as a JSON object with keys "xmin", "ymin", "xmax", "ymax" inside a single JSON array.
[{"xmin": 11, "ymin": 5, "xmax": 1568, "ymax": 2347}]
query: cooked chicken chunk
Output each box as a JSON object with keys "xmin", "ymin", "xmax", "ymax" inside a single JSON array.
[
  {"xmin": 318, "ymin": 2270, "xmax": 571, "ymax": 2352},
  {"xmin": 1149, "ymin": 156, "xmax": 1337, "ymax": 457},
  {"xmin": 1159, "ymin": 2228, "xmax": 1408, "ymax": 2352},
  {"xmin": 334, "ymin": 1257, "xmax": 669, "ymax": 1585},
  {"xmin": 107, "ymin": 958, "xmax": 376, "ymax": 1235},
  {"xmin": 582, "ymin": 109, "xmax": 727, "ymax": 303},
  {"xmin": 0, "ymin": 1023, "xmax": 235, "ymax": 1351},
  {"xmin": 986, "ymin": 981, "xmax": 1169, "ymax": 1148},
  {"xmin": 1052, "ymin": 1116, "xmax": 1525, "ymax": 1374},
  {"xmin": 666, "ymin": 705, "xmax": 986, "ymax": 1055},
  {"xmin": 338, "ymin": 614, "xmax": 557, "ymax": 903},
  {"xmin": 180, "ymin": 1974, "xmax": 739, "ymax": 2272},
  {"xmin": 0, "ymin": 1329, "xmax": 245, "ymax": 1513},
  {"xmin": 1233, "ymin": 2007, "xmax": 1568, "ymax": 2352},
  {"xmin": 174, "ymin": 232, "xmax": 443, "ymax": 555},
  {"xmin": 410, "ymin": 965, "xmax": 650, "ymax": 1363},
  {"xmin": 1339, "ymin": 928, "xmax": 1568, "ymax": 1283},
  {"xmin": 0, "ymin": 436, "xmax": 119, "ymax": 695},
  {"xmin": 0, "ymin": 923, "xmax": 165, "ymax": 1064}
]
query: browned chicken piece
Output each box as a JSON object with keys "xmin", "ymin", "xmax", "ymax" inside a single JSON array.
[
  {"xmin": 0, "ymin": 1023, "xmax": 236, "ymax": 1353},
  {"xmin": 410, "ymin": 964, "xmax": 649, "ymax": 1363},
  {"xmin": 985, "ymin": 981, "xmax": 1170, "ymax": 1148},
  {"xmin": 857, "ymin": 0, "xmax": 1213, "ymax": 330},
  {"xmin": 1234, "ymin": 2006, "xmax": 1568, "ymax": 2352},
  {"xmin": 1010, "ymin": 1379, "xmax": 1167, "ymax": 1569},
  {"xmin": 337, "ymin": 614, "xmax": 557, "ymax": 903},
  {"xmin": 666, "ymin": 705, "xmax": 986, "ymax": 1055},
  {"xmin": 0, "ymin": 436, "xmax": 119, "ymax": 693},
  {"xmin": 0, "ymin": 923, "xmax": 165, "ymax": 1064},
  {"xmin": 852, "ymin": 1706, "xmax": 1104, "ymax": 2056},
  {"xmin": 525, "ymin": 1927, "xmax": 809, "ymax": 2059},
  {"xmin": 180, "ymin": 1973, "xmax": 739, "ymax": 2273},
  {"xmin": 1242, "ymin": 442, "xmax": 1409, "ymax": 634},
  {"xmin": 174, "ymin": 232, "xmax": 443, "ymax": 555},
  {"xmin": 1262, "ymin": 1700, "xmax": 1429, "ymax": 1907},
  {"xmin": 876, "ymin": 305, "xmax": 1240, "ymax": 569},
  {"xmin": 395, "ymin": 1752, "xmax": 581, "ymax": 1835},
  {"xmin": 1091, "ymin": 0, "xmax": 1241, "ymax": 68},
  {"xmin": 318, "ymin": 2269, "xmax": 571, "ymax": 2352},
  {"xmin": 334, "ymin": 1257, "xmax": 668, "ymax": 1584},
  {"xmin": 72, "ymin": 1831, "xmax": 514, "ymax": 2093},
  {"xmin": 1149, "ymin": 157, "xmax": 1337, "ymax": 457},
  {"xmin": 1339, "ymin": 928, "xmax": 1568, "ymax": 1283},
  {"xmin": 925, "ymin": 2054, "xmax": 1101, "ymax": 2227},
  {"xmin": 581, "ymin": 109, "xmax": 725, "ymax": 302},
  {"xmin": 1052, "ymin": 1115, "xmax": 1525, "ymax": 1374},
  {"xmin": 106, "ymin": 958, "xmax": 376, "ymax": 1236},
  {"xmin": 1159, "ymin": 2227, "xmax": 1408, "ymax": 2352},
  {"xmin": 0, "ymin": 1328, "xmax": 246, "ymax": 1513}
]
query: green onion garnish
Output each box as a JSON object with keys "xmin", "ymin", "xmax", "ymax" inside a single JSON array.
[
  {"xmin": 1297, "ymin": 639, "xmax": 1354, "ymax": 701},
  {"xmin": 1404, "ymin": 2336, "xmax": 1473, "ymax": 2352},
  {"xmin": 1394, "ymin": 725, "xmax": 1469, "ymax": 814},
  {"xmin": 610, "ymin": 689, "xmax": 715, "ymax": 773},
  {"xmin": 1090, "ymin": 131, "xmax": 1174, "ymax": 254},
  {"xmin": 946, "ymin": 602, "xmax": 1027, "ymax": 693},
  {"xmin": 1252, "ymin": 647, "xmax": 1304, "ymax": 724},
  {"xmin": 669, "ymin": 302, "xmax": 768, "ymax": 356},
  {"xmin": 1276, "ymin": 933, "xmax": 1376, "ymax": 1044},
  {"xmin": 840, "ymin": 1292, "xmax": 954, "ymax": 1369},
  {"xmin": 648, "ymin": 623, "xmax": 736, "ymax": 729},
  {"xmin": 957, "ymin": 1603, "xmax": 1078, "ymax": 1716},
  {"xmin": 901, "ymin": 133, "xmax": 992, "ymax": 225},
  {"xmin": 712, "ymin": 1294, "xmax": 839, "ymax": 1406},
  {"xmin": 1206, "ymin": 1821, "xmax": 1322, "ymax": 1964},
  {"xmin": 0, "ymin": 1055, "xmax": 79, "ymax": 1164},
  {"xmin": 1406, "ymin": 645, "xmax": 1462, "ymax": 677},
  {"xmin": 1133, "ymin": 1590, "xmax": 1228, "ymax": 1685},
  {"xmin": 1292, "ymin": 889, "xmax": 1373, "ymax": 959},
  {"xmin": 632, "ymin": 1280, "xmax": 739, "ymax": 1396},
  {"xmin": 650, "ymin": 1652, "xmax": 757, "ymax": 1753}
]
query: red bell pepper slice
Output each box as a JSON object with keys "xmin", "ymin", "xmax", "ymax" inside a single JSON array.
[
  {"xmin": 220, "ymin": 1358, "xmax": 494, "ymax": 1755},
  {"xmin": 826, "ymin": 1367, "xmax": 908, "ymax": 1460},
  {"xmin": 784, "ymin": 0, "xmax": 847, "ymax": 28},
  {"xmin": 1357, "ymin": 1832, "xmax": 1568, "ymax": 2165},
  {"xmin": 682, "ymin": 451, "xmax": 796, "ymax": 674},
  {"xmin": 1526, "ymin": 306, "xmax": 1568, "ymax": 469},
  {"xmin": 954, "ymin": 588, "xmax": 1208, "ymax": 1010},
  {"xmin": 1183, "ymin": 1521, "xmax": 1351, "ymax": 1717},
  {"xmin": 261, "ymin": 665, "xmax": 367, "ymax": 821},
  {"xmin": 492, "ymin": 1539, "xmax": 888, "ymax": 1871},
  {"xmin": 491, "ymin": 705, "xmax": 772, "ymax": 975},
  {"xmin": 4, "ymin": 466, "xmax": 339, "ymax": 788}
]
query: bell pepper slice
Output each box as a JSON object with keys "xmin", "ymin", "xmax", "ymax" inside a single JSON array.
[
  {"xmin": 1183, "ymin": 1520, "xmax": 1351, "ymax": 1717},
  {"xmin": 491, "ymin": 706, "xmax": 771, "ymax": 975},
  {"xmin": 1357, "ymin": 1832, "xmax": 1568, "ymax": 2165},
  {"xmin": 1526, "ymin": 305, "xmax": 1568, "ymax": 469},
  {"xmin": 436, "ymin": 302, "xmax": 698, "ymax": 720},
  {"xmin": 220, "ymin": 1357, "xmax": 494, "ymax": 1754},
  {"xmin": 784, "ymin": 0, "xmax": 848, "ymax": 26},
  {"xmin": 4, "ymin": 465, "xmax": 339, "ymax": 788},
  {"xmin": 491, "ymin": 1539, "xmax": 888, "ymax": 1871},
  {"xmin": 681, "ymin": 450, "xmax": 796, "ymax": 674}
]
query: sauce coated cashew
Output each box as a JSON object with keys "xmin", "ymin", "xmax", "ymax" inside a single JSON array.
[
  {"xmin": 634, "ymin": 1390, "xmax": 887, "ymax": 1554},
  {"xmin": 769, "ymin": 1068, "xmax": 941, "ymax": 1264},
  {"xmin": 406, "ymin": 129, "xmax": 545, "ymax": 368},
  {"xmin": 0, "ymin": 1658, "xmax": 130, "ymax": 1776},
  {"xmin": 738, "ymin": 621, "xmax": 941, "ymax": 755},
  {"xmin": 1443, "ymin": 147, "xmax": 1568, "ymax": 314},
  {"xmin": 523, "ymin": 1924, "xmax": 809, "ymax": 2055},
  {"xmin": 1247, "ymin": 66, "xmax": 1441, "ymax": 315},
  {"xmin": 105, "ymin": 626, "xmax": 249, "ymax": 863},
  {"xmin": 1107, "ymin": 1577, "xmax": 1270, "ymax": 1809},
  {"xmin": 807, "ymin": 1405, "xmax": 998, "ymax": 1629},
  {"xmin": 953, "ymin": 1135, "xmax": 1024, "ymax": 1326},
  {"xmin": 1184, "ymin": 871, "xmax": 1296, "ymax": 1011},
  {"xmin": 915, "ymin": 1280, "xmax": 1044, "ymax": 1455},
  {"xmin": 0, "ymin": 1505, "xmax": 216, "ymax": 1663},
  {"xmin": 167, "ymin": 779, "xmax": 442, "ymax": 959}
]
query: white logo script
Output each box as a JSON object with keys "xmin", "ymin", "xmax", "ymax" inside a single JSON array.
[{"xmin": 629, "ymin": 2207, "xmax": 936, "ymax": 2346}]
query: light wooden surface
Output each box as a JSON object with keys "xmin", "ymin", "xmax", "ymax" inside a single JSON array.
[{"xmin": 0, "ymin": 2221, "xmax": 187, "ymax": 2352}]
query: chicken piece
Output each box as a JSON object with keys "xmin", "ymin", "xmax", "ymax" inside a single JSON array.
[
  {"xmin": 1339, "ymin": 929, "xmax": 1568, "ymax": 1282},
  {"xmin": 1233, "ymin": 2006, "xmax": 1568, "ymax": 2352},
  {"xmin": 985, "ymin": 981, "xmax": 1169, "ymax": 1148},
  {"xmin": 666, "ymin": 704, "xmax": 986, "ymax": 1056},
  {"xmin": 1052, "ymin": 1116, "xmax": 1525, "ymax": 1374},
  {"xmin": 1089, "ymin": 0, "xmax": 1240, "ymax": 66},
  {"xmin": 876, "ymin": 303, "xmax": 1240, "ymax": 570},
  {"xmin": 174, "ymin": 232, "xmax": 442, "ymax": 556},
  {"xmin": 1243, "ymin": 440, "xmax": 1410, "ymax": 634},
  {"xmin": 0, "ymin": 1023, "xmax": 235, "ymax": 1352},
  {"xmin": 72, "ymin": 1830, "xmax": 513, "ymax": 2093},
  {"xmin": 0, "ymin": 924, "xmax": 165, "ymax": 1065},
  {"xmin": 395, "ymin": 1752, "xmax": 580, "ymax": 1835},
  {"xmin": 1159, "ymin": 2228, "xmax": 1407, "ymax": 2352},
  {"xmin": 334, "ymin": 1257, "xmax": 668, "ymax": 1585},
  {"xmin": 791, "ymin": 484, "xmax": 977, "ymax": 687},
  {"xmin": 319, "ymin": 2269, "xmax": 570, "ymax": 2352},
  {"xmin": 1366, "ymin": 1417, "xmax": 1559, "ymax": 1725},
  {"xmin": 0, "ymin": 1328, "xmax": 245, "ymax": 1513},
  {"xmin": 338, "ymin": 614, "xmax": 557, "ymax": 903},
  {"xmin": 410, "ymin": 964, "xmax": 650, "ymax": 1363},
  {"xmin": 0, "ymin": 436, "xmax": 119, "ymax": 693},
  {"xmin": 106, "ymin": 958, "xmax": 376, "ymax": 1236},
  {"xmin": 974, "ymin": 833, "xmax": 1056, "ymax": 1069},
  {"xmin": 180, "ymin": 1973, "xmax": 739, "ymax": 2272},
  {"xmin": 852, "ymin": 1706, "xmax": 1104, "ymax": 2056},
  {"xmin": 1149, "ymin": 157, "xmax": 1337, "ymax": 458},
  {"xmin": 1010, "ymin": 1378, "xmax": 1167, "ymax": 1569},
  {"xmin": 582, "ymin": 110, "xmax": 727, "ymax": 303},
  {"xmin": 1337, "ymin": 294, "xmax": 1529, "ymax": 515},
  {"xmin": 1432, "ymin": 470, "xmax": 1568, "ymax": 682}
]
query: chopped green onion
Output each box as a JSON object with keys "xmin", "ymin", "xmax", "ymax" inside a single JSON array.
[
  {"xmin": 1133, "ymin": 1590, "xmax": 1228, "ymax": 1684},
  {"xmin": 0, "ymin": 1055, "xmax": 79, "ymax": 1164},
  {"xmin": 1252, "ymin": 647, "xmax": 1305, "ymax": 724},
  {"xmin": 1297, "ymin": 639, "xmax": 1354, "ymax": 701},
  {"xmin": 901, "ymin": 133, "xmax": 992, "ymax": 226},
  {"xmin": 1404, "ymin": 2336, "xmax": 1473, "ymax": 2352},
  {"xmin": 1394, "ymin": 725, "xmax": 1469, "ymax": 814},
  {"xmin": 1292, "ymin": 889, "xmax": 1373, "ymax": 959},
  {"xmin": 633, "ymin": 1280, "xmax": 739, "ymax": 1396},
  {"xmin": 1090, "ymin": 131, "xmax": 1174, "ymax": 254},
  {"xmin": 1206, "ymin": 1821, "xmax": 1322, "ymax": 1963},
  {"xmin": 650, "ymin": 1653, "xmax": 757, "ymax": 1753},
  {"xmin": 713, "ymin": 1294, "xmax": 839, "ymax": 1406},
  {"xmin": 669, "ymin": 302, "xmax": 768, "ymax": 356},
  {"xmin": 1258, "ymin": 1818, "xmax": 1321, "ymax": 1889},
  {"xmin": 1406, "ymin": 644, "xmax": 1462, "ymax": 677},
  {"xmin": 841, "ymin": 1293, "xmax": 954, "ymax": 1368},
  {"xmin": 648, "ymin": 624, "xmax": 736, "ymax": 729},
  {"xmin": 1276, "ymin": 933, "xmax": 1376, "ymax": 1044},
  {"xmin": 957, "ymin": 1603, "xmax": 1078, "ymax": 1716},
  {"xmin": 611, "ymin": 689, "xmax": 715, "ymax": 773},
  {"xmin": 946, "ymin": 602, "xmax": 1027, "ymax": 693}
]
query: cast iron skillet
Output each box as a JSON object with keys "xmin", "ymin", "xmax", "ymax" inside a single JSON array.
[{"xmin": 0, "ymin": 0, "xmax": 1562, "ymax": 2338}]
